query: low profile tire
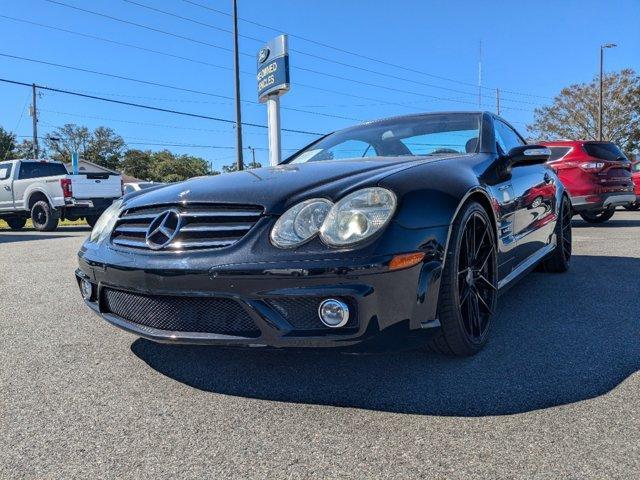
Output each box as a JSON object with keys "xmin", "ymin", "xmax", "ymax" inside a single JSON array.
[
  {"xmin": 428, "ymin": 201, "xmax": 498, "ymax": 356},
  {"xmin": 579, "ymin": 208, "xmax": 615, "ymax": 223},
  {"xmin": 31, "ymin": 201, "xmax": 59, "ymax": 232},
  {"xmin": 623, "ymin": 202, "xmax": 640, "ymax": 211},
  {"xmin": 5, "ymin": 217, "xmax": 27, "ymax": 230},
  {"xmin": 541, "ymin": 196, "xmax": 572, "ymax": 273},
  {"xmin": 85, "ymin": 215, "xmax": 99, "ymax": 228}
]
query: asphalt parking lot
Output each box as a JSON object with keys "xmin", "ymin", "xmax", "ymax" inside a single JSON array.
[{"xmin": 1, "ymin": 212, "xmax": 639, "ymax": 479}]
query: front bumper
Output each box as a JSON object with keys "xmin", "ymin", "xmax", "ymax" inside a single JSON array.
[
  {"xmin": 570, "ymin": 192, "xmax": 636, "ymax": 212},
  {"xmin": 76, "ymin": 249, "xmax": 443, "ymax": 350}
]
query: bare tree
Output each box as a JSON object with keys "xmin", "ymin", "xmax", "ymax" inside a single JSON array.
[{"xmin": 528, "ymin": 69, "xmax": 640, "ymax": 154}]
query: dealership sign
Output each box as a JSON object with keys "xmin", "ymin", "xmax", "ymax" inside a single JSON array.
[{"xmin": 257, "ymin": 35, "xmax": 290, "ymax": 102}]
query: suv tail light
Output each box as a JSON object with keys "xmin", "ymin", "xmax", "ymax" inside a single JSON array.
[
  {"xmin": 60, "ymin": 178, "xmax": 73, "ymax": 198},
  {"xmin": 579, "ymin": 162, "xmax": 605, "ymax": 173}
]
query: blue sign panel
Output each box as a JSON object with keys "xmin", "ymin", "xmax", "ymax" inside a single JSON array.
[
  {"xmin": 257, "ymin": 55, "xmax": 289, "ymax": 101},
  {"xmin": 257, "ymin": 35, "xmax": 290, "ymax": 102}
]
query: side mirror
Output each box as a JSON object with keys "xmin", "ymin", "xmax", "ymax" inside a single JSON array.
[{"xmin": 507, "ymin": 145, "xmax": 551, "ymax": 166}]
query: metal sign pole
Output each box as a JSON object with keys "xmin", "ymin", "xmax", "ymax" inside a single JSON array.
[
  {"xmin": 267, "ymin": 95, "xmax": 281, "ymax": 166},
  {"xmin": 256, "ymin": 35, "xmax": 290, "ymax": 167}
]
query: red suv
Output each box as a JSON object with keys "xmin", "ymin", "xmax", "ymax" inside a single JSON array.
[
  {"xmin": 624, "ymin": 160, "xmax": 640, "ymax": 210},
  {"xmin": 540, "ymin": 140, "xmax": 636, "ymax": 222}
]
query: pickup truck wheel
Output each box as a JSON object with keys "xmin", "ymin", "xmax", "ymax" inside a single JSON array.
[
  {"xmin": 5, "ymin": 217, "xmax": 27, "ymax": 230},
  {"xmin": 31, "ymin": 201, "xmax": 59, "ymax": 232},
  {"xmin": 85, "ymin": 215, "xmax": 99, "ymax": 228}
]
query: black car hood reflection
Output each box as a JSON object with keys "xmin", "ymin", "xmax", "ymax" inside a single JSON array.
[{"xmin": 122, "ymin": 155, "xmax": 459, "ymax": 214}]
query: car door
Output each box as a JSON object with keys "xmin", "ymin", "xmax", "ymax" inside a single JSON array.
[
  {"xmin": 0, "ymin": 162, "xmax": 15, "ymax": 210},
  {"xmin": 494, "ymin": 120, "xmax": 557, "ymax": 264}
]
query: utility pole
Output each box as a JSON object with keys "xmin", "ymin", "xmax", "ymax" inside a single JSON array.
[
  {"xmin": 599, "ymin": 43, "xmax": 617, "ymax": 141},
  {"xmin": 478, "ymin": 40, "xmax": 482, "ymax": 109},
  {"xmin": 232, "ymin": 0, "xmax": 244, "ymax": 171},
  {"xmin": 30, "ymin": 83, "xmax": 38, "ymax": 159},
  {"xmin": 496, "ymin": 88, "xmax": 500, "ymax": 115},
  {"xmin": 248, "ymin": 146, "xmax": 256, "ymax": 168}
]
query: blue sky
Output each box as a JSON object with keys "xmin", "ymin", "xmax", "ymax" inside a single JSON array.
[{"xmin": 1, "ymin": 0, "xmax": 638, "ymax": 170}]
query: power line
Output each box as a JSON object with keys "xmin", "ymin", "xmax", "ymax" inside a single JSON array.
[
  {"xmin": 0, "ymin": 78, "xmax": 323, "ymax": 135},
  {"xmin": 122, "ymin": 0, "xmax": 540, "ymax": 107},
  {"xmin": 180, "ymin": 0, "xmax": 553, "ymax": 101},
  {"xmin": 43, "ymin": 0, "xmax": 542, "ymax": 110},
  {"xmin": 0, "ymin": 52, "xmax": 362, "ymax": 121},
  {"xmin": 37, "ymin": 108, "xmax": 308, "ymax": 137}
]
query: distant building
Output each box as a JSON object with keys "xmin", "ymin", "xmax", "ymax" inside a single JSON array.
[{"xmin": 64, "ymin": 158, "xmax": 118, "ymax": 175}]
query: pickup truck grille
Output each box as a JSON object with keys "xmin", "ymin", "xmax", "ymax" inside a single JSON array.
[{"xmin": 110, "ymin": 203, "xmax": 263, "ymax": 251}]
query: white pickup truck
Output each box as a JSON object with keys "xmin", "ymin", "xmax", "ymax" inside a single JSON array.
[{"xmin": 0, "ymin": 159, "xmax": 122, "ymax": 231}]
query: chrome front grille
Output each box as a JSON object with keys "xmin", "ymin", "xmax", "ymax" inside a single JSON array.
[{"xmin": 110, "ymin": 203, "xmax": 263, "ymax": 251}]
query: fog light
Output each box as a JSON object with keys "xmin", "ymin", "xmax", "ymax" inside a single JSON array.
[
  {"xmin": 318, "ymin": 299, "xmax": 350, "ymax": 328},
  {"xmin": 81, "ymin": 279, "xmax": 93, "ymax": 300}
]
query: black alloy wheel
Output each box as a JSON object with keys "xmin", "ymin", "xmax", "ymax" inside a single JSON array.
[
  {"xmin": 429, "ymin": 201, "xmax": 497, "ymax": 356},
  {"xmin": 542, "ymin": 195, "xmax": 572, "ymax": 273},
  {"xmin": 456, "ymin": 210, "xmax": 497, "ymax": 344}
]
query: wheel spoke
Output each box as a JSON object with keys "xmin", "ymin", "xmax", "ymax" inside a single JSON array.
[
  {"xmin": 476, "ymin": 274, "xmax": 497, "ymax": 291},
  {"xmin": 477, "ymin": 245, "xmax": 493, "ymax": 272},
  {"xmin": 471, "ymin": 293, "xmax": 481, "ymax": 336},
  {"xmin": 476, "ymin": 291, "xmax": 493, "ymax": 315},
  {"xmin": 460, "ymin": 285, "xmax": 471, "ymax": 305},
  {"xmin": 474, "ymin": 225, "xmax": 489, "ymax": 260}
]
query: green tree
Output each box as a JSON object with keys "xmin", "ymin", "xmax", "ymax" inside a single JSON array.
[
  {"xmin": 222, "ymin": 159, "xmax": 262, "ymax": 173},
  {"xmin": 14, "ymin": 139, "xmax": 37, "ymax": 159},
  {"xmin": 44, "ymin": 124, "xmax": 125, "ymax": 169},
  {"xmin": 149, "ymin": 150, "xmax": 213, "ymax": 182},
  {"xmin": 0, "ymin": 127, "xmax": 17, "ymax": 160},
  {"xmin": 528, "ymin": 69, "xmax": 640, "ymax": 155},
  {"xmin": 121, "ymin": 149, "xmax": 153, "ymax": 180},
  {"xmin": 44, "ymin": 124, "xmax": 90, "ymax": 163},
  {"xmin": 85, "ymin": 126, "xmax": 125, "ymax": 170}
]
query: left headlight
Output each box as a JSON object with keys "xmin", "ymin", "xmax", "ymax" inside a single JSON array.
[
  {"xmin": 89, "ymin": 199, "xmax": 123, "ymax": 244},
  {"xmin": 320, "ymin": 187, "xmax": 397, "ymax": 247}
]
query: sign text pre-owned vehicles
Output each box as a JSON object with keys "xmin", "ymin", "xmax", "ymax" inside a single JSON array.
[
  {"xmin": 0, "ymin": 159, "xmax": 122, "ymax": 231},
  {"xmin": 76, "ymin": 112, "xmax": 571, "ymax": 356}
]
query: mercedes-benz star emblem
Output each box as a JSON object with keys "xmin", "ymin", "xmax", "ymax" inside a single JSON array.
[
  {"xmin": 145, "ymin": 209, "xmax": 183, "ymax": 250},
  {"xmin": 258, "ymin": 47, "xmax": 270, "ymax": 64}
]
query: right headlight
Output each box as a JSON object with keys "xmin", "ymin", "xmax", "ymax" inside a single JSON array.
[
  {"xmin": 320, "ymin": 187, "xmax": 397, "ymax": 247},
  {"xmin": 270, "ymin": 198, "xmax": 333, "ymax": 248},
  {"xmin": 89, "ymin": 199, "xmax": 123, "ymax": 244}
]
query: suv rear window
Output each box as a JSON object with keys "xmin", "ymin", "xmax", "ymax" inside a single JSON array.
[
  {"xmin": 548, "ymin": 147, "xmax": 572, "ymax": 161},
  {"xmin": 583, "ymin": 142, "xmax": 627, "ymax": 161},
  {"xmin": 18, "ymin": 162, "xmax": 68, "ymax": 179}
]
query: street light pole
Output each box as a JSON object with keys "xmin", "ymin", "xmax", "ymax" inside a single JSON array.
[
  {"xmin": 232, "ymin": 0, "xmax": 244, "ymax": 171},
  {"xmin": 599, "ymin": 43, "xmax": 617, "ymax": 141}
]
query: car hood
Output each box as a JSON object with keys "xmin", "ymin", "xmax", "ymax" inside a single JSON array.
[{"xmin": 122, "ymin": 156, "xmax": 455, "ymax": 214}]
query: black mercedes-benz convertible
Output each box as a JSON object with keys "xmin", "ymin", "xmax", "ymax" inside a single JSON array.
[{"xmin": 76, "ymin": 111, "xmax": 572, "ymax": 356}]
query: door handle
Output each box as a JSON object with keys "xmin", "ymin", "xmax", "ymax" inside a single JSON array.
[{"xmin": 3, "ymin": 185, "xmax": 10, "ymax": 191}]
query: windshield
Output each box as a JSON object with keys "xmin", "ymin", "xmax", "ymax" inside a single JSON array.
[{"xmin": 287, "ymin": 113, "xmax": 481, "ymax": 164}]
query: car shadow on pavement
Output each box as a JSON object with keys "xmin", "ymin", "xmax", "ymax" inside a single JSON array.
[
  {"xmin": 131, "ymin": 254, "xmax": 640, "ymax": 417},
  {"xmin": 0, "ymin": 233, "xmax": 76, "ymax": 244},
  {"xmin": 0, "ymin": 227, "xmax": 89, "ymax": 244}
]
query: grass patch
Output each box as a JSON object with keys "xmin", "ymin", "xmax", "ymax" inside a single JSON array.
[{"xmin": 0, "ymin": 218, "xmax": 90, "ymax": 230}]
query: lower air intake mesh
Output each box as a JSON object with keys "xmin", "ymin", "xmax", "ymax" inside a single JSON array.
[{"xmin": 103, "ymin": 288, "xmax": 260, "ymax": 337}]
